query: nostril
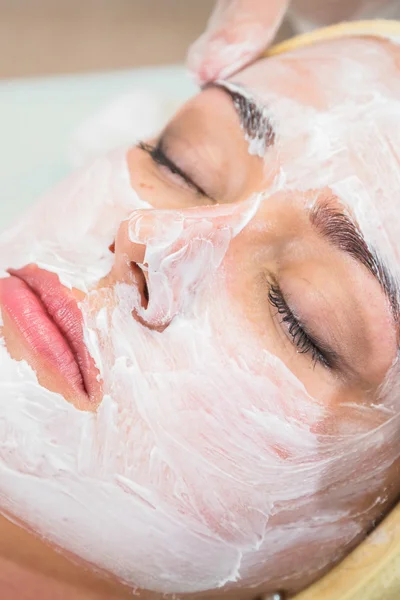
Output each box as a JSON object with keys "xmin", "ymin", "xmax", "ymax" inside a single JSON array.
[
  {"xmin": 143, "ymin": 278, "xmax": 149, "ymax": 304},
  {"xmin": 129, "ymin": 259, "xmax": 171, "ymax": 333},
  {"xmin": 130, "ymin": 261, "xmax": 149, "ymax": 310},
  {"xmin": 129, "ymin": 261, "xmax": 168, "ymax": 332}
]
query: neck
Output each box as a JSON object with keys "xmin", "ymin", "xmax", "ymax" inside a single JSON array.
[
  {"xmin": 0, "ymin": 556, "xmax": 110, "ymax": 600},
  {"xmin": 0, "ymin": 514, "xmax": 131, "ymax": 600},
  {"xmin": 0, "ymin": 514, "xmax": 266, "ymax": 600}
]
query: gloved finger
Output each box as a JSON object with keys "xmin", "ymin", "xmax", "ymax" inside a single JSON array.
[{"xmin": 187, "ymin": 0, "xmax": 290, "ymax": 84}]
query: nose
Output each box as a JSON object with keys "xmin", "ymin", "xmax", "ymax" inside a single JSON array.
[{"xmin": 111, "ymin": 198, "xmax": 261, "ymax": 330}]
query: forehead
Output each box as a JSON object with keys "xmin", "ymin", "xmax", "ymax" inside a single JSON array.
[{"xmin": 227, "ymin": 37, "xmax": 400, "ymax": 275}]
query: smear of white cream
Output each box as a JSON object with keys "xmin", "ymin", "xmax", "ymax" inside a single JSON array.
[{"xmin": 0, "ymin": 34, "xmax": 400, "ymax": 598}]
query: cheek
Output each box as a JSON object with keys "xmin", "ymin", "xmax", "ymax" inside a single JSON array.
[
  {"xmin": 0, "ymin": 150, "xmax": 147, "ymax": 291},
  {"xmin": 127, "ymin": 146, "xmax": 204, "ymax": 210},
  {"xmin": 217, "ymin": 230, "xmax": 278, "ymax": 377},
  {"xmin": 82, "ymin": 279, "xmax": 324, "ymax": 542},
  {"xmin": 127, "ymin": 146, "xmax": 169, "ymax": 209}
]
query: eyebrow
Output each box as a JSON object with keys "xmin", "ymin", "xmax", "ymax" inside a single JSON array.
[
  {"xmin": 206, "ymin": 82, "xmax": 275, "ymax": 151},
  {"xmin": 204, "ymin": 85, "xmax": 399, "ymax": 333},
  {"xmin": 309, "ymin": 200, "xmax": 400, "ymax": 326}
]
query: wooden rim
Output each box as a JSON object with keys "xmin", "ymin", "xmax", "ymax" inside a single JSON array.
[{"xmin": 265, "ymin": 19, "xmax": 400, "ymax": 57}]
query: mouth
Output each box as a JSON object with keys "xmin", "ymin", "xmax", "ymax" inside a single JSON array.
[{"xmin": 0, "ymin": 264, "xmax": 101, "ymax": 408}]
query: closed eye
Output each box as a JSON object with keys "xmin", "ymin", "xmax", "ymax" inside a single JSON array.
[
  {"xmin": 138, "ymin": 140, "xmax": 210, "ymax": 199},
  {"xmin": 267, "ymin": 279, "xmax": 340, "ymax": 370}
]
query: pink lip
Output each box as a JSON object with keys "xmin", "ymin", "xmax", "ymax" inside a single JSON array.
[{"xmin": 0, "ymin": 264, "xmax": 101, "ymax": 404}]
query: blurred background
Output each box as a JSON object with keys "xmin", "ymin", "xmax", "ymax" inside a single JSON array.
[
  {"xmin": 0, "ymin": 0, "xmax": 293, "ymax": 78},
  {"xmin": 0, "ymin": 0, "xmax": 293, "ymax": 227}
]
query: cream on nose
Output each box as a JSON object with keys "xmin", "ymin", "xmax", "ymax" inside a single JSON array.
[
  {"xmin": 112, "ymin": 197, "xmax": 262, "ymax": 329},
  {"xmin": 111, "ymin": 221, "xmax": 151, "ymax": 329}
]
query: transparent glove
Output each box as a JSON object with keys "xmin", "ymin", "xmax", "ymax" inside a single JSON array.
[{"xmin": 187, "ymin": 0, "xmax": 400, "ymax": 84}]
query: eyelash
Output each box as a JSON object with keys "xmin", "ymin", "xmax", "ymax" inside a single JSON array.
[
  {"xmin": 139, "ymin": 141, "xmax": 333, "ymax": 370},
  {"xmin": 267, "ymin": 282, "xmax": 333, "ymax": 369},
  {"xmin": 138, "ymin": 141, "xmax": 207, "ymax": 197}
]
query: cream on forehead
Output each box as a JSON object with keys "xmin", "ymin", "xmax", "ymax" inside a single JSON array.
[
  {"xmin": 1, "ymin": 39, "xmax": 400, "ymax": 596},
  {"xmin": 227, "ymin": 37, "xmax": 400, "ymax": 277}
]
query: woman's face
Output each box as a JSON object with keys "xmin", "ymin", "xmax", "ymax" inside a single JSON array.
[{"xmin": 0, "ymin": 36, "xmax": 400, "ymax": 599}]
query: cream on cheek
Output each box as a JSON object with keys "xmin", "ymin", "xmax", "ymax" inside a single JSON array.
[
  {"xmin": 0, "ymin": 152, "xmax": 325, "ymax": 594},
  {"xmin": 1, "ymin": 41, "xmax": 400, "ymax": 596},
  {"xmin": 0, "ymin": 147, "xmax": 359, "ymax": 594},
  {"xmin": 0, "ymin": 149, "xmax": 149, "ymax": 292}
]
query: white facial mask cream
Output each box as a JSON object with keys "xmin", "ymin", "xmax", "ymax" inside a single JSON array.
[
  {"xmin": 0, "ymin": 36, "xmax": 400, "ymax": 598},
  {"xmin": 0, "ymin": 155, "xmax": 321, "ymax": 593}
]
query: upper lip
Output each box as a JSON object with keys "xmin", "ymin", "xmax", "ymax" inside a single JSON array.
[{"xmin": 8, "ymin": 265, "xmax": 101, "ymax": 402}]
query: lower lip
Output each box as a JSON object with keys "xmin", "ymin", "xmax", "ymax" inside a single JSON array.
[{"xmin": 0, "ymin": 268, "xmax": 99, "ymax": 403}]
